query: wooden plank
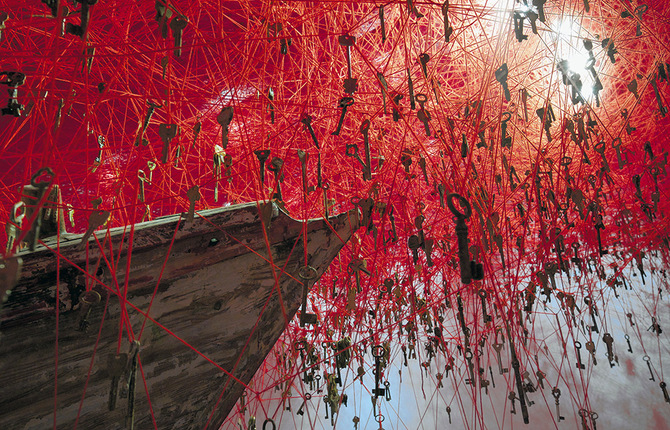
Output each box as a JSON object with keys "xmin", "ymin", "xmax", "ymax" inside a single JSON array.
[{"xmin": 0, "ymin": 202, "xmax": 358, "ymax": 429}]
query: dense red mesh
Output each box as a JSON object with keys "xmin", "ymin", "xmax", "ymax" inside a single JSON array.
[{"xmin": 1, "ymin": 0, "xmax": 670, "ymax": 429}]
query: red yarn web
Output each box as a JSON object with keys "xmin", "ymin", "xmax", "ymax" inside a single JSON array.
[{"xmin": 1, "ymin": 0, "xmax": 669, "ymax": 429}]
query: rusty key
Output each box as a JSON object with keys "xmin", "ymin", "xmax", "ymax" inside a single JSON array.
[
  {"xmin": 495, "ymin": 63, "xmax": 511, "ymax": 101},
  {"xmin": 159, "ymin": 123, "xmax": 178, "ymax": 164},
  {"xmin": 170, "ymin": 16, "xmax": 188, "ymax": 57},
  {"xmin": 185, "ymin": 185, "xmax": 200, "ymax": 224},
  {"xmin": 332, "ymin": 97, "xmax": 354, "ymax": 135},
  {"xmin": 217, "ymin": 106, "xmax": 234, "ymax": 149},
  {"xmin": 78, "ymin": 210, "xmax": 110, "ymax": 250}
]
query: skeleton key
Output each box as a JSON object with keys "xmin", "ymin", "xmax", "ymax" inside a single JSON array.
[
  {"xmin": 465, "ymin": 348, "xmax": 475, "ymax": 384},
  {"xmin": 217, "ymin": 106, "xmax": 234, "ymax": 149},
  {"xmin": 661, "ymin": 382, "xmax": 670, "ymax": 403},
  {"xmin": 644, "ymin": 355, "xmax": 655, "ymax": 381},
  {"xmin": 408, "ymin": 235, "xmax": 421, "ymax": 264},
  {"xmin": 625, "ymin": 334, "xmax": 633, "ymax": 353},
  {"xmin": 135, "ymin": 100, "xmax": 162, "ymax": 147},
  {"xmin": 379, "ymin": 6, "xmax": 386, "ymax": 43},
  {"xmin": 138, "ymin": 170, "xmax": 148, "ymax": 203},
  {"xmin": 65, "ymin": 0, "xmax": 96, "ymax": 39},
  {"xmin": 634, "ymin": 5, "xmax": 648, "ymax": 36},
  {"xmin": 360, "ymin": 119, "xmax": 372, "ymax": 180},
  {"xmin": 332, "ymin": 97, "xmax": 354, "ymax": 135},
  {"xmin": 611, "ymin": 138, "xmax": 627, "ymax": 169},
  {"xmin": 437, "ymin": 183, "xmax": 445, "ymax": 208},
  {"xmin": 585, "ymin": 340, "xmax": 597, "ymax": 365},
  {"xmin": 338, "ymin": 34, "xmax": 357, "ymax": 94},
  {"xmin": 417, "ymin": 108, "xmax": 431, "ymax": 136},
  {"xmin": 78, "ymin": 210, "xmax": 110, "ymax": 249},
  {"xmin": 493, "ymin": 343, "xmax": 508, "ymax": 374},
  {"xmin": 159, "ymin": 124, "xmax": 178, "ymax": 164},
  {"xmin": 575, "ymin": 341, "xmax": 586, "ymax": 369},
  {"xmin": 376, "ymin": 72, "xmax": 390, "ymax": 115},
  {"xmin": 593, "ymin": 141, "xmax": 610, "ymax": 172},
  {"xmin": 269, "ymin": 157, "xmax": 284, "ymax": 200},
  {"xmin": 254, "ymin": 150, "xmax": 270, "ymax": 185},
  {"xmin": 169, "ymin": 16, "xmax": 188, "ymax": 57},
  {"xmin": 479, "ymin": 289, "xmax": 492, "ymax": 323},
  {"xmin": 446, "ymin": 405, "xmax": 452, "ymax": 424},
  {"xmin": 349, "ymin": 258, "xmax": 370, "ymax": 292},
  {"xmin": 300, "ymin": 114, "xmax": 320, "ymax": 149},
  {"xmin": 346, "ymin": 144, "xmax": 369, "ymax": 181},
  {"xmin": 441, "ymin": 1, "xmax": 454, "ymax": 43},
  {"xmin": 185, "ymin": 185, "xmax": 200, "ymax": 224},
  {"xmin": 552, "ymin": 387, "xmax": 565, "ymax": 421},
  {"xmin": 419, "ymin": 157, "xmax": 429, "ymax": 184},
  {"xmin": 297, "ymin": 150, "xmax": 313, "ymax": 200},
  {"xmin": 650, "ymin": 74, "xmax": 667, "ymax": 117},
  {"xmin": 495, "ymin": 63, "xmax": 511, "ymax": 101},
  {"xmin": 418, "ymin": 53, "xmax": 430, "ymax": 78},
  {"xmin": 536, "ymin": 370, "xmax": 546, "ymax": 389}
]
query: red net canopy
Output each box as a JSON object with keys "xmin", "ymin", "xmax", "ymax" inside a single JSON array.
[{"xmin": 1, "ymin": 0, "xmax": 669, "ymax": 429}]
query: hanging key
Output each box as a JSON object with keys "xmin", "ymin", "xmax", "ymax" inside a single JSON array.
[
  {"xmin": 418, "ymin": 53, "xmax": 430, "ymax": 79},
  {"xmin": 441, "ymin": 1, "xmax": 454, "ymax": 42},
  {"xmin": 585, "ymin": 340, "xmax": 597, "ymax": 365},
  {"xmin": 625, "ymin": 334, "xmax": 633, "ymax": 353},
  {"xmin": 552, "ymin": 387, "xmax": 565, "ymax": 421},
  {"xmin": 661, "ymin": 382, "xmax": 670, "ymax": 403},
  {"xmin": 170, "ymin": 15, "xmax": 188, "ymax": 57},
  {"xmin": 446, "ymin": 405, "xmax": 452, "ymax": 424},
  {"xmin": 360, "ymin": 119, "xmax": 372, "ymax": 180},
  {"xmin": 509, "ymin": 391, "xmax": 517, "ymax": 414},
  {"xmin": 297, "ymin": 150, "xmax": 314, "ymax": 201},
  {"xmin": 348, "ymin": 258, "xmax": 370, "ymax": 292},
  {"xmin": 408, "ymin": 235, "xmax": 421, "ymax": 264},
  {"xmin": 650, "ymin": 74, "xmax": 667, "ymax": 117},
  {"xmin": 479, "ymin": 289, "xmax": 492, "ymax": 323},
  {"xmin": 495, "ymin": 63, "xmax": 511, "ymax": 101},
  {"xmin": 602, "ymin": 332, "xmax": 614, "ymax": 365},
  {"xmin": 65, "ymin": 0, "xmax": 97, "ymax": 39},
  {"xmin": 217, "ymin": 106, "xmax": 234, "ymax": 149},
  {"xmin": 611, "ymin": 138, "xmax": 627, "ymax": 169},
  {"xmin": 77, "ymin": 210, "xmax": 110, "ymax": 250},
  {"xmin": 575, "ymin": 341, "xmax": 586, "ymax": 369},
  {"xmin": 634, "ymin": 5, "xmax": 648, "ymax": 36},
  {"xmin": 268, "ymin": 157, "xmax": 284, "ymax": 201},
  {"xmin": 338, "ymin": 34, "xmax": 357, "ymax": 94},
  {"xmin": 346, "ymin": 144, "xmax": 370, "ymax": 181},
  {"xmin": 644, "ymin": 355, "xmax": 655, "ymax": 381},
  {"xmin": 418, "ymin": 107, "xmax": 431, "ymax": 136},
  {"xmin": 159, "ymin": 123, "xmax": 178, "ymax": 164},
  {"xmin": 493, "ymin": 343, "xmax": 508, "ymax": 374},
  {"xmin": 137, "ymin": 170, "xmax": 148, "ymax": 203},
  {"xmin": 371, "ymin": 345, "xmax": 386, "ymax": 398},
  {"xmin": 300, "ymin": 114, "xmax": 320, "ymax": 149},
  {"xmin": 377, "ymin": 72, "xmax": 389, "ymax": 114},
  {"xmin": 464, "ymin": 348, "xmax": 475, "ymax": 384},
  {"xmin": 419, "ymin": 157, "xmax": 429, "ymax": 185},
  {"xmin": 254, "ymin": 150, "xmax": 270, "ymax": 185},
  {"xmin": 135, "ymin": 100, "xmax": 162, "ymax": 146},
  {"xmin": 332, "ymin": 97, "xmax": 354, "ymax": 135},
  {"xmin": 185, "ymin": 185, "xmax": 200, "ymax": 224}
]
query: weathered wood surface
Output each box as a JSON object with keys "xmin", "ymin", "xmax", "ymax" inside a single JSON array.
[{"xmin": 0, "ymin": 202, "xmax": 358, "ymax": 430}]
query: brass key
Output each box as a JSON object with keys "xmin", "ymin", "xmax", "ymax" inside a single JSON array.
[{"xmin": 78, "ymin": 210, "xmax": 110, "ymax": 250}]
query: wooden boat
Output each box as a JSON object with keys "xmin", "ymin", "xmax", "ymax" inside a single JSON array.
[{"xmin": 0, "ymin": 201, "xmax": 359, "ymax": 429}]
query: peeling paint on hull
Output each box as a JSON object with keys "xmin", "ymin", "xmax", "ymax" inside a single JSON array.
[{"xmin": 0, "ymin": 202, "xmax": 358, "ymax": 430}]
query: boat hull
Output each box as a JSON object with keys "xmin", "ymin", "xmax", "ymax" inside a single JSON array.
[{"xmin": 0, "ymin": 202, "xmax": 358, "ymax": 429}]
